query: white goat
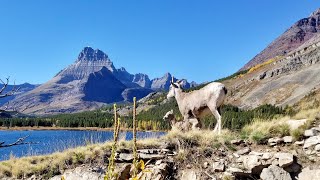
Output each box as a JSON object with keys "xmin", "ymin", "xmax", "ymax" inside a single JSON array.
[
  {"xmin": 167, "ymin": 79, "xmax": 227, "ymax": 134},
  {"xmin": 163, "ymin": 109, "xmax": 192, "ymax": 131}
]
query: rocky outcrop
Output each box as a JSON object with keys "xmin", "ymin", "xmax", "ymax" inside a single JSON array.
[
  {"xmin": 151, "ymin": 73, "xmax": 175, "ymax": 90},
  {"xmin": 260, "ymin": 165, "xmax": 292, "ymax": 180}
]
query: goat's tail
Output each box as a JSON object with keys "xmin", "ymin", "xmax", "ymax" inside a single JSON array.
[{"xmin": 223, "ymin": 86, "xmax": 228, "ymax": 95}]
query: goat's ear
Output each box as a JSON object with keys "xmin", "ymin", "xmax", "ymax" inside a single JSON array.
[
  {"xmin": 171, "ymin": 82, "xmax": 178, "ymax": 88},
  {"xmin": 176, "ymin": 79, "xmax": 183, "ymax": 84}
]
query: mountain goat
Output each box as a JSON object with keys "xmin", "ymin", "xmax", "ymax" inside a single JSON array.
[
  {"xmin": 167, "ymin": 78, "xmax": 227, "ymax": 134},
  {"xmin": 163, "ymin": 109, "xmax": 194, "ymax": 131}
]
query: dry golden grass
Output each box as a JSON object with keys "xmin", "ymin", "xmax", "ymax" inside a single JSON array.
[
  {"xmin": 0, "ymin": 142, "xmax": 112, "ymax": 179},
  {"xmin": 241, "ymin": 104, "xmax": 320, "ymax": 144},
  {"xmin": 292, "ymin": 107, "xmax": 320, "ymax": 120},
  {"xmin": 247, "ymin": 56, "xmax": 283, "ymax": 74},
  {"xmin": 165, "ymin": 129, "xmax": 237, "ymax": 149},
  {"xmin": 0, "ymin": 128, "xmax": 239, "ymax": 179},
  {"xmin": 1, "ymin": 102, "xmax": 319, "ymax": 179}
]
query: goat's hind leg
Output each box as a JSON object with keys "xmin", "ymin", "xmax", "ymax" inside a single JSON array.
[{"xmin": 209, "ymin": 106, "xmax": 222, "ymax": 134}]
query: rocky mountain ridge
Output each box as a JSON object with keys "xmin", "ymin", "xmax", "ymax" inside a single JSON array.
[
  {"xmin": 225, "ymin": 10, "xmax": 320, "ymax": 109},
  {"xmin": 3, "ymin": 47, "xmax": 194, "ymax": 115},
  {"xmin": 241, "ymin": 8, "xmax": 320, "ymax": 71}
]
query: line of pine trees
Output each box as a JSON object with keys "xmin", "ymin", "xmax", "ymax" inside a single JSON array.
[{"xmin": 0, "ymin": 102, "xmax": 286, "ymax": 131}]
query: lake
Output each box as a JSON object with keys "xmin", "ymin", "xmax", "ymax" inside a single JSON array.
[{"xmin": 0, "ymin": 130, "xmax": 166, "ymax": 161}]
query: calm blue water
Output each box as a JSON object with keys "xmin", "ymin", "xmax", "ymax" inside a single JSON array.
[{"xmin": 0, "ymin": 130, "xmax": 166, "ymax": 161}]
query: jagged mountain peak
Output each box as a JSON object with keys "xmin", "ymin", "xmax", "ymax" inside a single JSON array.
[
  {"xmin": 310, "ymin": 8, "xmax": 320, "ymax": 17},
  {"xmin": 4, "ymin": 47, "xmax": 193, "ymax": 115},
  {"xmin": 77, "ymin": 47, "xmax": 110, "ymax": 62}
]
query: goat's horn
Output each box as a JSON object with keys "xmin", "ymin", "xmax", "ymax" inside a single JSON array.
[{"xmin": 171, "ymin": 76, "xmax": 174, "ymax": 83}]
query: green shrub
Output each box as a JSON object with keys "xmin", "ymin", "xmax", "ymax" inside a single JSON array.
[
  {"xmin": 290, "ymin": 129, "xmax": 304, "ymax": 141},
  {"xmin": 269, "ymin": 124, "xmax": 291, "ymax": 137},
  {"xmin": 251, "ymin": 131, "xmax": 268, "ymax": 144}
]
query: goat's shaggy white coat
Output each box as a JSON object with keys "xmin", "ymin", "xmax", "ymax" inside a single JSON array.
[{"xmin": 167, "ymin": 81, "xmax": 227, "ymax": 134}]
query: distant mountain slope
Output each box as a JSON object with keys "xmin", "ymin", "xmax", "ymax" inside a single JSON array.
[
  {"xmin": 4, "ymin": 47, "xmax": 193, "ymax": 115},
  {"xmin": 240, "ymin": 8, "xmax": 320, "ymax": 71},
  {"xmin": 0, "ymin": 83, "xmax": 39, "ymax": 107},
  {"xmin": 225, "ymin": 32, "xmax": 320, "ymax": 108}
]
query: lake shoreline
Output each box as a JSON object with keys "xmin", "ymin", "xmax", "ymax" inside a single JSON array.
[{"xmin": 0, "ymin": 126, "xmax": 166, "ymax": 132}]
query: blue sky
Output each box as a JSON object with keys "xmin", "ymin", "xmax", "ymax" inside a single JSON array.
[{"xmin": 0, "ymin": 1, "xmax": 319, "ymax": 84}]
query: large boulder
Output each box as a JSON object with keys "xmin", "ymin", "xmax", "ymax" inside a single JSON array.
[
  {"xmin": 180, "ymin": 170, "xmax": 199, "ymax": 180},
  {"xmin": 274, "ymin": 153, "xmax": 294, "ymax": 168},
  {"xmin": 260, "ymin": 165, "xmax": 292, "ymax": 180},
  {"xmin": 303, "ymin": 136, "xmax": 320, "ymax": 148},
  {"xmin": 241, "ymin": 155, "xmax": 270, "ymax": 174},
  {"xmin": 50, "ymin": 167, "xmax": 105, "ymax": 180},
  {"xmin": 285, "ymin": 119, "xmax": 307, "ymax": 130},
  {"xmin": 298, "ymin": 167, "xmax": 320, "ymax": 180}
]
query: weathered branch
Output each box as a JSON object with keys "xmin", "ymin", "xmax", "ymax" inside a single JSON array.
[
  {"xmin": 0, "ymin": 77, "xmax": 20, "ymax": 98},
  {"xmin": 0, "ymin": 135, "xmax": 38, "ymax": 148}
]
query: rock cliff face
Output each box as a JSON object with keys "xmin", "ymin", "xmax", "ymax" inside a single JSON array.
[
  {"xmin": 4, "ymin": 47, "xmax": 192, "ymax": 115},
  {"xmin": 241, "ymin": 8, "xmax": 320, "ymax": 71}
]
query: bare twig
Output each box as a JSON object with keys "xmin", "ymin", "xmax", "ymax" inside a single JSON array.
[
  {"xmin": 0, "ymin": 135, "xmax": 38, "ymax": 148},
  {"xmin": 0, "ymin": 77, "xmax": 20, "ymax": 98}
]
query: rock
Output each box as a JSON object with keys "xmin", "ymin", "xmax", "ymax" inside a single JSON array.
[
  {"xmin": 137, "ymin": 162, "xmax": 169, "ymax": 180},
  {"xmin": 227, "ymin": 167, "xmax": 244, "ymax": 173},
  {"xmin": 249, "ymin": 151, "xmax": 264, "ymax": 156},
  {"xmin": 285, "ymin": 119, "xmax": 307, "ymax": 130},
  {"xmin": 274, "ymin": 153, "xmax": 294, "ymax": 167},
  {"xmin": 181, "ymin": 170, "xmax": 198, "ymax": 180},
  {"xmin": 304, "ymin": 149, "xmax": 315, "ymax": 155},
  {"xmin": 231, "ymin": 139, "xmax": 244, "ymax": 145},
  {"xmin": 213, "ymin": 160, "xmax": 225, "ymax": 172},
  {"xmin": 298, "ymin": 167, "xmax": 320, "ymax": 180},
  {"xmin": 268, "ymin": 137, "xmax": 283, "ymax": 146},
  {"xmin": 233, "ymin": 153, "xmax": 240, "ymax": 158},
  {"xmin": 223, "ymin": 172, "xmax": 235, "ymax": 180},
  {"xmin": 236, "ymin": 147, "xmax": 251, "ymax": 155},
  {"xmin": 118, "ymin": 153, "xmax": 133, "ymax": 161},
  {"xmin": 315, "ymin": 144, "xmax": 320, "ymax": 151},
  {"xmin": 155, "ymin": 160, "xmax": 163, "ymax": 165},
  {"xmin": 260, "ymin": 165, "xmax": 292, "ymax": 180},
  {"xmin": 283, "ymin": 136, "xmax": 293, "ymax": 143},
  {"xmin": 294, "ymin": 140, "xmax": 304, "ymax": 146},
  {"xmin": 203, "ymin": 162, "xmax": 209, "ymax": 169},
  {"xmin": 261, "ymin": 153, "xmax": 273, "ymax": 160},
  {"xmin": 311, "ymin": 127, "xmax": 320, "ymax": 132},
  {"xmin": 242, "ymin": 155, "xmax": 266, "ymax": 174},
  {"xmin": 118, "ymin": 164, "xmax": 131, "ymax": 180},
  {"xmin": 137, "ymin": 149, "xmax": 159, "ymax": 154},
  {"xmin": 259, "ymin": 71, "xmax": 267, "ymax": 80},
  {"xmin": 227, "ymin": 167, "xmax": 252, "ymax": 177},
  {"xmin": 50, "ymin": 166, "xmax": 105, "ymax": 180},
  {"xmin": 304, "ymin": 136, "xmax": 320, "ymax": 148},
  {"xmin": 304, "ymin": 129, "xmax": 317, "ymax": 137},
  {"xmin": 138, "ymin": 153, "xmax": 165, "ymax": 160}
]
